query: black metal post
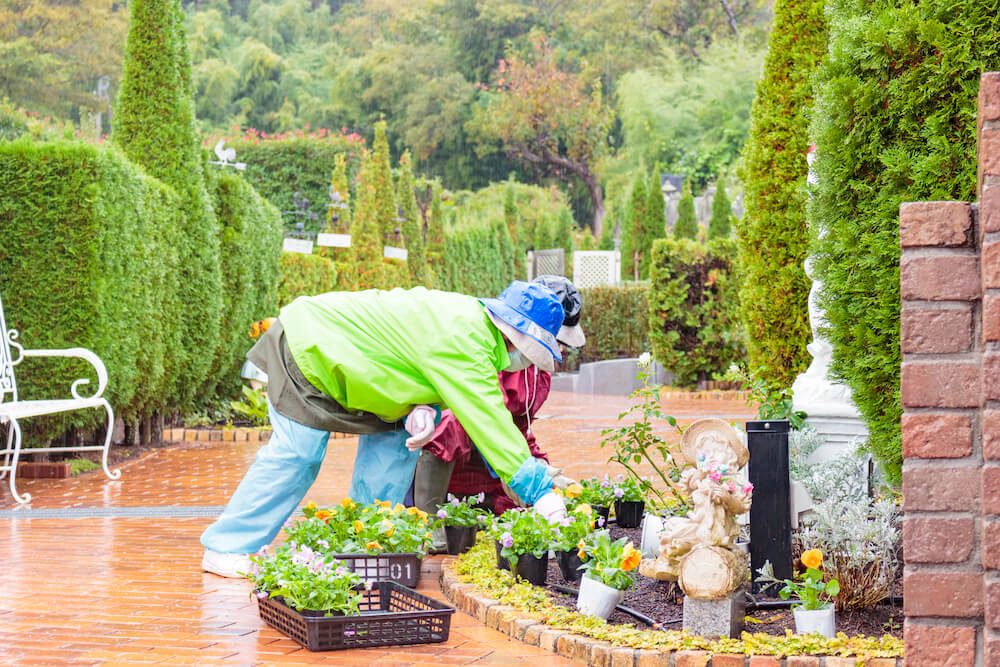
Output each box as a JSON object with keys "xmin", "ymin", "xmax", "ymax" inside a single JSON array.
[{"xmin": 746, "ymin": 419, "xmax": 792, "ymax": 590}]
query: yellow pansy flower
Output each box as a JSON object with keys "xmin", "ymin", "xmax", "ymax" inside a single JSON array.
[
  {"xmin": 574, "ymin": 503, "xmax": 592, "ymax": 516},
  {"xmin": 304, "ymin": 502, "xmax": 318, "ymax": 512},
  {"xmin": 392, "ymin": 503, "xmax": 405, "ymax": 514},
  {"xmin": 314, "ymin": 509, "xmax": 332, "ymax": 521},
  {"xmin": 407, "ymin": 506, "xmax": 421, "ymax": 516},
  {"xmin": 340, "ymin": 497, "xmax": 354, "ymax": 508},
  {"xmin": 381, "ymin": 519, "xmax": 395, "ymax": 537},
  {"xmin": 565, "ymin": 483, "xmax": 583, "ymax": 499},
  {"xmin": 374, "ymin": 499, "xmax": 391, "ymax": 509},
  {"xmin": 620, "ymin": 543, "xmax": 641, "ymax": 572},
  {"xmin": 366, "ymin": 541, "xmax": 383, "ymax": 551},
  {"xmin": 353, "ymin": 520, "xmax": 364, "ymax": 533},
  {"xmin": 801, "ymin": 549, "xmax": 823, "ymax": 570}
]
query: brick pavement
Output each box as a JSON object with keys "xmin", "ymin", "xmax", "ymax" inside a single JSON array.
[{"xmin": 0, "ymin": 391, "xmax": 753, "ymax": 665}]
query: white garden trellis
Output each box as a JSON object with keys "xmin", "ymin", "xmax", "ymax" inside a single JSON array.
[
  {"xmin": 0, "ymin": 288, "xmax": 119, "ymax": 503},
  {"xmin": 572, "ymin": 251, "xmax": 621, "ymax": 288}
]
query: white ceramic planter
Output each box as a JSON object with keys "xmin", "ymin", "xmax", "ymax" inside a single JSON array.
[
  {"xmin": 576, "ymin": 575, "xmax": 625, "ymax": 619},
  {"xmin": 640, "ymin": 513, "xmax": 664, "ymax": 558},
  {"xmin": 793, "ymin": 606, "xmax": 836, "ymax": 638}
]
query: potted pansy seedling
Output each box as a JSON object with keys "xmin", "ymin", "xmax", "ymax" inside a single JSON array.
[
  {"xmin": 611, "ymin": 475, "xmax": 648, "ymax": 528},
  {"xmin": 575, "ymin": 531, "xmax": 641, "ymax": 619},
  {"xmin": 283, "ymin": 498, "xmax": 434, "ymax": 586},
  {"xmin": 247, "ymin": 543, "xmax": 363, "ymax": 617},
  {"xmin": 565, "ymin": 477, "xmax": 615, "ymax": 526},
  {"xmin": 492, "ymin": 508, "xmax": 556, "ymax": 585},
  {"xmin": 780, "ymin": 549, "xmax": 840, "ymax": 638},
  {"xmin": 435, "ymin": 493, "xmax": 488, "ymax": 555},
  {"xmin": 552, "ymin": 504, "xmax": 598, "ymax": 582}
]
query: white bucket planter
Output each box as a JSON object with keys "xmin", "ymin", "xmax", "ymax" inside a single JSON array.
[
  {"xmin": 576, "ymin": 575, "xmax": 625, "ymax": 619},
  {"xmin": 640, "ymin": 513, "xmax": 664, "ymax": 558},
  {"xmin": 792, "ymin": 606, "xmax": 836, "ymax": 638}
]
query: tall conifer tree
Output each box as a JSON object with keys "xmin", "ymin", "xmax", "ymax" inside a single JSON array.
[{"xmin": 114, "ymin": 0, "xmax": 222, "ymax": 408}]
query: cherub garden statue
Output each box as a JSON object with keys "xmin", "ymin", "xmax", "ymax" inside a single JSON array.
[{"xmin": 639, "ymin": 418, "xmax": 753, "ymax": 587}]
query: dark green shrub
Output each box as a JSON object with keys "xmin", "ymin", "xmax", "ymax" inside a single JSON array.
[
  {"xmin": 674, "ymin": 182, "xmax": 697, "ymax": 240},
  {"xmin": 204, "ymin": 166, "xmax": 283, "ymax": 399},
  {"xmin": 436, "ymin": 220, "xmax": 516, "ymax": 298},
  {"xmin": 114, "ymin": 0, "xmax": 222, "ymax": 410},
  {"xmin": 737, "ymin": 0, "xmax": 826, "ymax": 390},
  {"xmin": 643, "ymin": 170, "xmax": 668, "ymax": 275},
  {"xmin": 278, "ymin": 252, "xmax": 339, "ymax": 307},
  {"xmin": 577, "ymin": 286, "xmax": 650, "ymax": 363},
  {"xmin": 0, "ymin": 140, "xmax": 180, "ymax": 443},
  {"xmin": 810, "ymin": 0, "xmax": 1000, "ymax": 484},
  {"xmin": 648, "ymin": 238, "xmax": 743, "ymax": 387}
]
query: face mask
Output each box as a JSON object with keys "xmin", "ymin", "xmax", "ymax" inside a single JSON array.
[{"xmin": 505, "ymin": 348, "xmax": 532, "ymax": 372}]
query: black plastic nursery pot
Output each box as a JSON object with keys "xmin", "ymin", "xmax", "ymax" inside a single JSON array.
[
  {"xmin": 614, "ymin": 500, "xmax": 645, "ymax": 528},
  {"xmin": 510, "ymin": 552, "xmax": 548, "ymax": 586},
  {"xmin": 445, "ymin": 525, "xmax": 478, "ymax": 555},
  {"xmin": 495, "ymin": 541, "xmax": 510, "ymax": 571},
  {"xmin": 593, "ymin": 505, "xmax": 611, "ymax": 527},
  {"xmin": 256, "ymin": 582, "xmax": 455, "ymax": 651},
  {"xmin": 555, "ymin": 549, "xmax": 584, "ymax": 582},
  {"xmin": 333, "ymin": 552, "xmax": 422, "ymax": 588}
]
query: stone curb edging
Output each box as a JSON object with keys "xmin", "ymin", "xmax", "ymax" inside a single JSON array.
[
  {"xmin": 162, "ymin": 427, "xmax": 273, "ymax": 444},
  {"xmin": 658, "ymin": 390, "xmax": 750, "ymax": 402},
  {"xmin": 438, "ymin": 561, "xmax": 901, "ymax": 667},
  {"xmin": 161, "ymin": 428, "xmax": 357, "ymax": 444}
]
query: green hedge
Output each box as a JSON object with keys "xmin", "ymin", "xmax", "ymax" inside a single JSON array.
[
  {"xmin": 0, "ymin": 140, "xmax": 182, "ymax": 440},
  {"xmin": 810, "ymin": 0, "xmax": 1000, "ymax": 484},
  {"xmin": 648, "ymin": 238, "xmax": 743, "ymax": 387},
  {"xmin": 577, "ymin": 286, "xmax": 650, "ymax": 364},
  {"xmin": 736, "ymin": 0, "xmax": 826, "ymax": 390},
  {"xmin": 204, "ymin": 166, "xmax": 283, "ymax": 399},
  {"xmin": 277, "ymin": 252, "xmax": 340, "ymax": 308},
  {"xmin": 227, "ymin": 132, "xmax": 364, "ymax": 235},
  {"xmin": 436, "ymin": 219, "xmax": 516, "ymax": 298}
]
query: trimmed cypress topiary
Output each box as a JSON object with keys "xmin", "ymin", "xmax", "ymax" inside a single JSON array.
[
  {"xmin": 707, "ymin": 179, "xmax": 733, "ymax": 240},
  {"xmin": 642, "ymin": 170, "xmax": 668, "ymax": 277},
  {"xmin": 674, "ymin": 181, "xmax": 697, "ymax": 240},
  {"xmin": 114, "ymin": 0, "xmax": 222, "ymax": 410},
  {"xmin": 370, "ymin": 120, "xmax": 397, "ymax": 240},
  {"xmin": 397, "ymin": 151, "xmax": 428, "ymax": 286},
  {"xmin": 737, "ymin": 0, "xmax": 826, "ymax": 392},
  {"xmin": 621, "ymin": 174, "xmax": 647, "ymax": 280},
  {"xmin": 811, "ymin": 0, "xmax": 1000, "ymax": 483}
]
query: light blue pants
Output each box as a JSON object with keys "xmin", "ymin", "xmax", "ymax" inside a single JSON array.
[
  {"xmin": 348, "ymin": 431, "xmax": 420, "ymax": 506},
  {"xmin": 201, "ymin": 400, "xmax": 332, "ymax": 554}
]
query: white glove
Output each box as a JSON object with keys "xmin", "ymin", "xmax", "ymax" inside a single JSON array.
[
  {"xmin": 546, "ymin": 465, "xmax": 576, "ymax": 491},
  {"xmin": 533, "ymin": 491, "xmax": 567, "ymax": 523},
  {"xmin": 404, "ymin": 405, "xmax": 436, "ymax": 451}
]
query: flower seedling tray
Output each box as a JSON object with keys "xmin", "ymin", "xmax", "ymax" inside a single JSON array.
[
  {"xmin": 257, "ymin": 581, "xmax": 455, "ymax": 651},
  {"xmin": 332, "ymin": 552, "xmax": 422, "ymax": 587}
]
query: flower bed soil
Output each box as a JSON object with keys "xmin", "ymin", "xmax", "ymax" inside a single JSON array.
[{"xmin": 541, "ymin": 524, "xmax": 903, "ymax": 640}]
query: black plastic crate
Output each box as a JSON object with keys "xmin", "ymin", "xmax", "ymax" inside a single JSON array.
[
  {"xmin": 332, "ymin": 552, "xmax": 422, "ymax": 587},
  {"xmin": 256, "ymin": 581, "xmax": 455, "ymax": 651}
]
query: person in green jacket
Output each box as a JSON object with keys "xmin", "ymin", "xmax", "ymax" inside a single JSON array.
[{"xmin": 201, "ymin": 281, "xmax": 569, "ymax": 578}]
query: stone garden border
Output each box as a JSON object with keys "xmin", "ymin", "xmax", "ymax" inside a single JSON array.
[{"xmin": 439, "ymin": 560, "xmax": 902, "ymax": 667}]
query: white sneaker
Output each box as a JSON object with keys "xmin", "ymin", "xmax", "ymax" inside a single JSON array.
[{"xmin": 202, "ymin": 549, "xmax": 252, "ymax": 578}]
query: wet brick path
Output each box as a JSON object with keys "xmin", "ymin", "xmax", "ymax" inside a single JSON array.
[{"xmin": 0, "ymin": 391, "xmax": 752, "ymax": 665}]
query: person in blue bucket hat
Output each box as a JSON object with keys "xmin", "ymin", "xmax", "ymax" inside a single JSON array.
[{"xmin": 201, "ymin": 281, "xmax": 569, "ymax": 578}]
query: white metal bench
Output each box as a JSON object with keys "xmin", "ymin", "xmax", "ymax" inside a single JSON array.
[{"xmin": 0, "ymin": 289, "xmax": 120, "ymax": 503}]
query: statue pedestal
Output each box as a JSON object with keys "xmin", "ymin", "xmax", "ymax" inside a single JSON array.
[{"xmin": 682, "ymin": 587, "xmax": 745, "ymax": 639}]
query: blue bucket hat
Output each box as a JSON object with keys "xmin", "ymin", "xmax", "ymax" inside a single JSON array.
[{"xmin": 480, "ymin": 281, "xmax": 564, "ymax": 370}]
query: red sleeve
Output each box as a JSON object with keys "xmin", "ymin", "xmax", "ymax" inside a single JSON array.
[{"xmin": 500, "ymin": 369, "xmax": 551, "ymax": 462}]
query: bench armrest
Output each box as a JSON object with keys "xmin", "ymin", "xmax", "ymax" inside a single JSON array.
[{"xmin": 21, "ymin": 347, "xmax": 109, "ymax": 400}]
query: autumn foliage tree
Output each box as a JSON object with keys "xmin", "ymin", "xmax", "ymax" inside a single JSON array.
[{"xmin": 472, "ymin": 32, "xmax": 614, "ymax": 237}]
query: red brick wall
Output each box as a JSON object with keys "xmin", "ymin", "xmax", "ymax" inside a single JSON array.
[{"xmin": 902, "ymin": 72, "xmax": 1000, "ymax": 666}]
